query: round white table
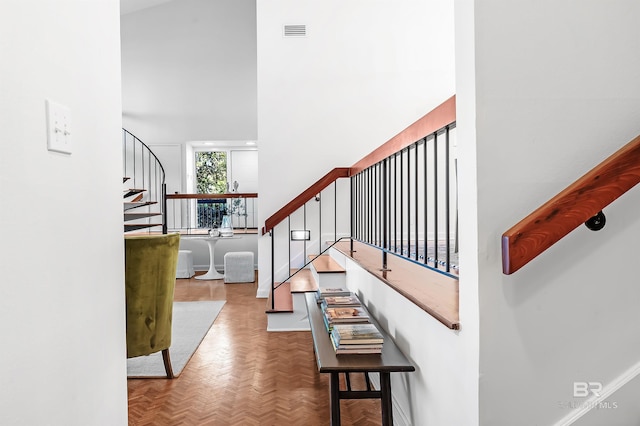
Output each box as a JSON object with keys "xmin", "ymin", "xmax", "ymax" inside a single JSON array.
[{"xmin": 195, "ymin": 236, "xmax": 239, "ymax": 280}]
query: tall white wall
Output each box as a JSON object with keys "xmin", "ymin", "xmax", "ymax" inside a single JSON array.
[
  {"xmin": 459, "ymin": 1, "xmax": 640, "ymax": 424},
  {"xmin": 256, "ymin": 0, "xmax": 456, "ymax": 296},
  {"xmin": 120, "ymin": 0, "xmax": 257, "ymax": 145},
  {"xmin": 0, "ymin": 1, "xmax": 127, "ymax": 425}
]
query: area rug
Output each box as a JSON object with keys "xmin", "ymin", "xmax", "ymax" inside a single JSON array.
[{"xmin": 127, "ymin": 300, "xmax": 225, "ymax": 378}]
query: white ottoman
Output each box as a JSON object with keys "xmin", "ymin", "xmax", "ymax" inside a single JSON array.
[
  {"xmin": 224, "ymin": 251, "xmax": 254, "ymax": 283},
  {"xmin": 176, "ymin": 250, "xmax": 195, "ymax": 279}
]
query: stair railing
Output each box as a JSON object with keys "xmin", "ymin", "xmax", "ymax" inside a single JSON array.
[
  {"xmin": 263, "ymin": 96, "xmax": 458, "ymax": 311},
  {"xmin": 351, "ymin": 118, "xmax": 458, "ymax": 275},
  {"xmin": 122, "ymin": 129, "xmax": 167, "ymax": 233},
  {"xmin": 165, "ymin": 192, "xmax": 258, "ymax": 233},
  {"xmin": 502, "ymin": 133, "xmax": 640, "ymax": 274},
  {"xmin": 264, "ymin": 175, "xmax": 352, "ymax": 310}
]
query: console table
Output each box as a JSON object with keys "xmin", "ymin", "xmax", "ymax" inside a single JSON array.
[{"xmin": 304, "ymin": 293, "xmax": 415, "ymax": 426}]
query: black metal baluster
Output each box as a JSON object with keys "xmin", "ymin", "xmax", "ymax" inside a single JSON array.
[
  {"xmin": 407, "ymin": 147, "xmax": 412, "ymax": 259},
  {"xmin": 288, "ymin": 216, "xmax": 291, "ymax": 275},
  {"xmin": 394, "ymin": 153, "xmax": 398, "ymax": 253},
  {"xmin": 433, "ymin": 131, "xmax": 439, "ymax": 269},
  {"xmin": 399, "ymin": 150, "xmax": 404, "ymax": 257},
  {"xmin": 303, "ymin": 203, "xmax": 307, "ymax": 264},
  {"xmin": 382, "ymin": 158, "xmax": 388, "ymax": 270},
  {"xmin": 445, "ymin": 126, "xmax": 451, "ymax": 272},
  {"xmin": 414, "ymin": 142, "xmax": 419, "ymax": 261},
  {"xmin": 319, "ymin": 191, "xmax": 322, "ymax": 253},
  {"xmin": 334, "ymin": 181, "xmax": 337, "ymax": 243},
  {"xmin": 423, "ymin": 136, "xmax": 428, "ymax": 265},
  {"xmin": 271, "ymin": 229, "xmax": 275, "ymax": 311}
]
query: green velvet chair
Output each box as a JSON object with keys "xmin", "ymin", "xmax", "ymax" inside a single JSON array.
[{"xmin": 124, "ymin": 233, "xmax": 180, "ymax": 378}]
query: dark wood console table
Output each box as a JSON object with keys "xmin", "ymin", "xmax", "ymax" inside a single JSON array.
[{"xmin": 304, "ymin": 293, "xmax": 415, "ymax": 426}]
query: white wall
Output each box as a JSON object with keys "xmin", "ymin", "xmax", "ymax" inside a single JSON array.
[
  {"xmin": 256, "ymin": 0, "xmax": 456, "ymax": 297},
  {"xmin": 230, "ymin": 150, "xmax": 259, "ymax": 193},
  {"xmin": 0, "ymin": 1, "xmax": 127, "ymax": 425},
  {"xmin": 461, "ymin": 1, "xmax": 640, "ymax": 425},
  {"xmin": 120, "ymin": 0, "xmax": 257, "ymax": 145}
]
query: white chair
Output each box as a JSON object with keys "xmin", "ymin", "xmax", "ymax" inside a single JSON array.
[
  {"xmin": 224, "ymin": 252, "xmax": 254, "ymax": 283},
  {"xmin": 176, "ymin": 250, "xmax": 195, "ymax": 279}
]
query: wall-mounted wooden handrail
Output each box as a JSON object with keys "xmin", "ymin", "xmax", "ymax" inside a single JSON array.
[
  {"xmin": 502, "ymin": 134, "xmax": 640, "ymax": 275},
  {"xmin": 262, "ymin": 168, "xmax": 351, "ymax": 235}
]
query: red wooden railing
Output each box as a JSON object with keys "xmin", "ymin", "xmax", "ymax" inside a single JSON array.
[
  {"xmin": 262, "ymin": 168, "xmax": 350, "ymax": 235},
  {"xmin": 262, "ymin": 95, "xmax": 457, "ymax": 235},
  {"xmin": 502, "ymin": 134, "xmax": 640, "ymax": 275}
]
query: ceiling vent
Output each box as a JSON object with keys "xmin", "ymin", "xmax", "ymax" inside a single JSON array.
[{"xmin": 283, "ymin": 24, "xmax": 307, "ymax": 37}]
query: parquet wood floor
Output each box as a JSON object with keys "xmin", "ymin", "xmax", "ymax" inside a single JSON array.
[{"xmin": 128, "ymin": 273, "xmax": 383, "ymax": 426}]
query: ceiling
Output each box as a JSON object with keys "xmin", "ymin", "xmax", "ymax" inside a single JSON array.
[{"xmin": 120, "ymin": 0, "xmax": 174, "ymax": 15}]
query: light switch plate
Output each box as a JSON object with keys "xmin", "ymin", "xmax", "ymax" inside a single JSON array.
[{"xmin": 46, "ymin": 99, "xmax": 72, "ymax": 154}]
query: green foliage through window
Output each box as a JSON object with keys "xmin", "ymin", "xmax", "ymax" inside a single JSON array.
[{"xmin": 196, "ymin": 151, "xmax": 227, "ymax": 193}]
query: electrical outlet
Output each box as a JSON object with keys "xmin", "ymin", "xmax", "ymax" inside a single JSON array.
[{"xmin": 46, "ymin": 99, "xmax": 72, "ymax": 154}]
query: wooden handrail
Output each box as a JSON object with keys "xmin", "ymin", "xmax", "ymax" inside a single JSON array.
[
  {"xmin": 350, "ymin": 95, "xmax": 456, "ymax": 174},
  {"xmin": 502, "ymin": 134, "xmax": 640, "ymax": 275},
  {"xmin": 262, "ymin": 168, "xmax": 351, "ymax": 235},
  {"xmin": 166, "ymin": 192, "xmax": 257, "ymax": 199}
]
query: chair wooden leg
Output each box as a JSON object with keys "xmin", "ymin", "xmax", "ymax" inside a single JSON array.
[{"xmin": 162, "ymin": 349, "xmax": 175, "ymax": 379}]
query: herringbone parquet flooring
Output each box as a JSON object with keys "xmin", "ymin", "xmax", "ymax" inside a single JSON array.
[{"xmin": 128, "ymin": 273, "xmax": 383, "ymax": 425}]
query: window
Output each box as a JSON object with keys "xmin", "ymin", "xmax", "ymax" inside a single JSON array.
[{"xmin": 195, "ymin": 151, "xmax": 227, "ymax": 194}]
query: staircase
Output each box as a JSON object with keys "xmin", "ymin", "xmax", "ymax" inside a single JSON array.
[
  {"xmin": 266, "ymin": 254, "xmax": 347, "ymax": 331},
  {"xmin": 122, "ymin": 129, "xmax": 166, "ymax": 233},
  {"xmin": 263, "ymin": 96, "xmax": 459, "ymax": 331}
]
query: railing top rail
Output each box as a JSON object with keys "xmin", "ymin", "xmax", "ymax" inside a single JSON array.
[
  {"xmin": 166, "ymin": 193, "xmax": 258, "ymax": 199},
  {"xmin": 262, "ymin": 168, "xmax": 351, "ymax": 235},
  {"xmin": 502, "ymin": 133, "xmax": 640, "ymax": 275},
  {"xmin": 350, "ymin": 95, "xmax": 456, "ymax": 175}
]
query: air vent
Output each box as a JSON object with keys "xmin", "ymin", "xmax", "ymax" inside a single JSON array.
[{"xmin": 283, "ymin": 24, "xmax": 306, "ymax": 37}]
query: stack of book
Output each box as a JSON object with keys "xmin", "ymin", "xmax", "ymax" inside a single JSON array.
[
  {"xmin": 316, "ymin": 289, "xmax": 385, "ymax": 355},
  {"xmin": 315, "ymin": 287, "xmax": 351, "ymax": 304},
  {"xmin": 321, "ymin": 291, "xmax": 368, "ymax": 331},
  {"xmin": 330, "ymin": 323, "xmax": 384, "ymax": 355}
]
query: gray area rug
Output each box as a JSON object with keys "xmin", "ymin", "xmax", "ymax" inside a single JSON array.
[{"xmin": 127, "ymin": 300, "xmax": 226, "ymax": 378}]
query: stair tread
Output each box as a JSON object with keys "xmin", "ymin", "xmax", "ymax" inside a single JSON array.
[
  {"xmin": 308, "ymin": 254, "xmax": 345, "ymax": 273},
  {"xmin": 124, "ymin": 223, "xmax": 162, "ymax": 232},
  {"xmin": 265, "ymin": 282, "xmax": 294, "ymax": 313},
  {"xmin": 123, "ymin": 177, "xmax": 130, "ymax": 183},
  {"xmin": 124, "ymin": 212, "xmax": 162, "ymax": 221},
  {"xmin": 123, "ymin": 188, "xmax": 147, "ymax": 198},
  {"xmin": 289, "ymin": 269, "xmax": 317, "ymax": 293},
  {"xmin": 124, "ymin": 201, "xmax": 158, "ymax": 211}
]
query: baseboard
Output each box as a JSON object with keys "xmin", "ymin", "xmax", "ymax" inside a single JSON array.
[
  {"xmin": 553, "ymin": 359, "xmax": 640, "ymax": 426},
  {"xmin": 266, "ymin": 326, "xmax": 311, "ymax": 332},
  {"xmin": 194, "ymin": 263, "xmax": 258, "ymax": 272}
]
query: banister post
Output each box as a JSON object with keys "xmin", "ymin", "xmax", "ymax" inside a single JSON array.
[{"xmin": 270, "ymin": 228, "xmax": 275, "ymax": 311}]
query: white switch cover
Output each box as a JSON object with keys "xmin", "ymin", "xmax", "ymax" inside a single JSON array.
[{"xmin": 46, "ymin": 99, "xmax": 72, "ymax": 154}]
